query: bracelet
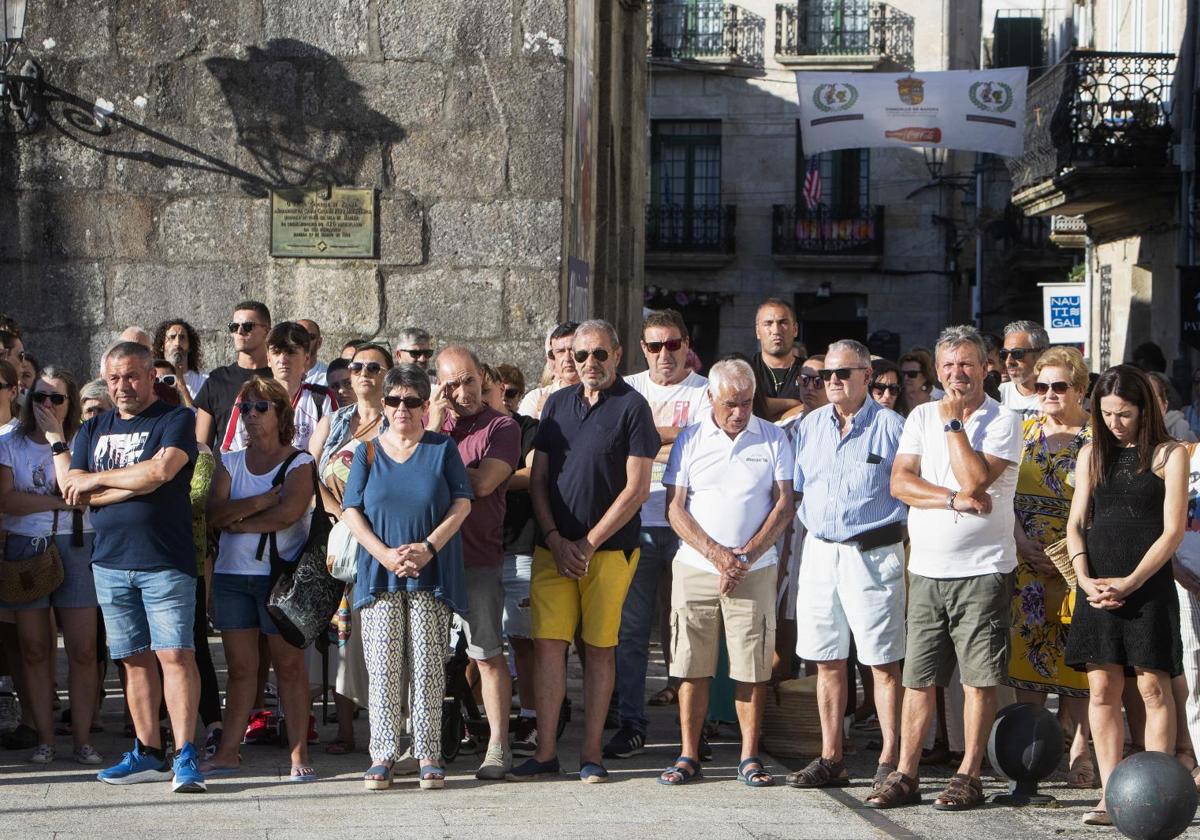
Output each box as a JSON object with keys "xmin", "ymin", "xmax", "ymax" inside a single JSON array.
[
  {"xmin": 1070, "ymin": 551, "xmax": 1088, "ymax": 560},
  {"xmin": 544, "ymin": 528, "xmax": 559, "ymax": 540},
  {"xmin": 422, "ymin": 539, "xmax": 437, "ymax": 558}
]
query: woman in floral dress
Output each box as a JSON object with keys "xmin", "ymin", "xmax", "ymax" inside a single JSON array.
[{"xmin": 1009, "ymin": 347, "xmax": 1095, "ymax": 786}]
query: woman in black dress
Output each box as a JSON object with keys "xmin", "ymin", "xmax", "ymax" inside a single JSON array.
[{"xmin": 1065, "ymin": 365, "xmax": 1188, "ymax": 825}]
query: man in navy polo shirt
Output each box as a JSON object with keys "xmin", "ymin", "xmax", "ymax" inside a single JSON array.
[{"xmin": 510, "ymin": 319, "xmax": 659, "ymax": 783}]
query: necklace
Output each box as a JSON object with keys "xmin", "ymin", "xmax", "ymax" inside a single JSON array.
[{"xmin": 763, "ymin": 357, "xmax": 792, "ymax": 393}]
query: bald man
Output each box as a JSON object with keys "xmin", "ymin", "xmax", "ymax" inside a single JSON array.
[
  {"xmin": 119, "ymin": 327, "xmax": 154, "ymax": 350},
  {"xmin": 297, "ymin": 318, "xmax": 328, "ymax": 387}
]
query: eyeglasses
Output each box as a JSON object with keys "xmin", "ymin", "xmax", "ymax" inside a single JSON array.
[
  {"xmin": 236, "ymin": 400, "xmax": 272, "ymax": 414},
  {"xmin": 83, "ymin": 406, "xmax": 105, "ymax": 417},
  {"xmin": 999, "ymin": 348, "xmax": 1039, "ymax": 362},
  {"xmin": 1034, "ymin": 381, "xmax": 1072, "ymax": 395},
  {"xmin": 384, "ymin": 395, "xmax": 425, "ymax": 410},
  {"xmin": 504, "ymin": 387, "xmax": 521, "ymax": 400},
  {"xmin": 573, "ymin": 348, "xmax": 610, "ymax": 363},
  {"xmin": 398, "ymin": 348, "xmax": 433, "ymax": 360},
  {"xmin": 0, "ymin": 382, "xmax": 10, "ymax": 390},
  {"xmin": 156, "ymin": 374, "xmax": 177, "ymax": 386},
  {"xmin": 644, "ymin": 339, "xmax": 684, "ymax": 354},
  {"xmin": 870, "ymin": 382, "xmax": 901, "ymax": 397},
  {"xmin": 798, "ymin": 374, "xmax": 824, "ymax": 388},
  {"xmin": 818, "ymin": 367, "xmax": 867, "ymax": 382},
  {"xmin": 227, "ymin": 321, "xmax": 261, "ymax": 334},
  {"xmin": 30, "ymin": 392, "xmax": 67, "ymax": 406},
  {"xmin": 901, "ymin": 370, "xmax": 923, "ymax": 379},
  {"xmin": 349, "ymin": 361, "xmax": 384, "ymax": 374}
]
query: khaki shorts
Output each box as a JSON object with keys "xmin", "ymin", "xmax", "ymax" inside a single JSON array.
[
  {"xmin": 902, "ymin": 571, "xmax": 1013, "ymax": 689},
  {"xmin": 669, "ymin": 561, "xmax": 776, "ymax": 684}
]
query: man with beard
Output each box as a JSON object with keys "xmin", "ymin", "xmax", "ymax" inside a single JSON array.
[
  {"xmin": 153, "ymin": 320, "xmax": 208, "ymax": 399},
  {"xmin": 750, "ymin": 299, "xmax": 804, "ymax": 421}
]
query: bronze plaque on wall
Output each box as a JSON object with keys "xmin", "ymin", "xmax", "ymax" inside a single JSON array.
[{"xmin": 270, "ymin": 186, "xmax": 376, "ymax": 259}]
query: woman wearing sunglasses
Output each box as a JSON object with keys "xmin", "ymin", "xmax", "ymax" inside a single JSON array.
[
  {"xmin": 1007, "ymin": 347, "xmax": 1096, "ymax": 787},
  {"xmin": 869, "ymin": 359, "xmax": 909, "ymax": 416},
  {"xmin": 308, "ymin": 343, "xmax": 393, "ymax": 756},
  {"xmin": 0, "ymin": 367, "xmax": 102, "ymax": 765},
  {"xmin": 203, "ymin": 377, "xmax": 317, "ymax": 782},
  {"xmin": 898, "ymin": 350, "xmax": 937, "ymax": 412},
  {"xmin": 341, "ymin": 364, "xmax": 473, "ymax": 791}
]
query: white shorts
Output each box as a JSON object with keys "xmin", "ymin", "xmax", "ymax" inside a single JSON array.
[{"xmin": 795, "ymin": 533, "xmax": 906, "ymax": 666}]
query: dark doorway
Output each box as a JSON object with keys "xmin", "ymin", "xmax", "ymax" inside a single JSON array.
[{"xmin": 795, "ymin": 292, "xmax": 868, "ymax": 356}]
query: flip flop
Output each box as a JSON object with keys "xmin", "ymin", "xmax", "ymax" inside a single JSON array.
[
  {"xmin": 198, "ymin": 761, "xmax": 241, "ymax": 777},
  {"xmin": 288, "ymin": 765, "xmax": 318, "ymax": 782}
]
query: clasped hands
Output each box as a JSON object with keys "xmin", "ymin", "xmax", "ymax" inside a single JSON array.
[
  {"xmin": 378, "ymin": 542, "xmax": 435, "ymax": 578},
  {"xmin": 1080, "ymin": 575, "xmax": 1135, "ymax": 610},
  {"xmin": 548, "ymin": 532, "xmax": 595, "ymax": 580},
  {"xmin": 711, "ymin": 545, "xmax": 752, "ymax": 596}
]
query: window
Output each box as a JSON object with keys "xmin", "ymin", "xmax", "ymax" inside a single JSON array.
[
  {"xmin": 796, "ymin": 128, "xmax": 869, "ymax": 214},
  {"xmin": 993, "ymin": 12, "xmax": 1044, "ymax": 79},
  {"xmin": 804, "ymin": 0, "xmax": 871, "ymax": 55},
  {"xmin": 650, "ymin": 120, "xmax": 723, "ymax": 246}
]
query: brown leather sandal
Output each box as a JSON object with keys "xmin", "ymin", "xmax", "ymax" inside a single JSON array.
[
  {"xmin": 785, "ymin": 756, "xmax": 849, "ymax": 788},
  {"xmin": 932, "ymin": 773, "xmax": 984, "ymax": 811},
  {"xmin": 872, "ymin": 762, "xmax": 897, "ymax": 794},
  {"xmin": 865, "ymin": 771, "xmax": 921, "ymax": 809}
]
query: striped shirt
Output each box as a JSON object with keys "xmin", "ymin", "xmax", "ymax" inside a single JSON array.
[{"xmin": 793, "ymin": 397, "xmax": 907, "ymax": 542}]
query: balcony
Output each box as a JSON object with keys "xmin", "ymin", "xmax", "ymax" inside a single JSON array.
[
  {"xmin": 645, "ymin": 203, "xmax": 736, "ymax": 268},
  {"xmin": 1007, "ymin": 50, "xmax": 1178, "ymax": 238},
  {"xmin": 771, "ymin": 204, "xmax": 884, "ymax": 269},
  {"xmin": 1049, "ymin": 214, "xmax": 1087, "ymax": 249},
  {"xmin": 1000, "ymin": 209, "xmax": 1075, "ymax": 269},
  {"xmin": 775, "ymin": 0, "xmax": 914, "ymax": 70},
  {"xmin": 649, "ymin": 1, "xmax": 765, "ymax": 67}
]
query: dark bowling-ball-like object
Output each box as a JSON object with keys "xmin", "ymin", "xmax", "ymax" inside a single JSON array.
[
  {"xmin": 986, "ymin": 702, "xmax": 1064, "ymax": 806},
  {"xmin": 1107, "ymin": 751, "xmax": 1199, "ymax": 840}
]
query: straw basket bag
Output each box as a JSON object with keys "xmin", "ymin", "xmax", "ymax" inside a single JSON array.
[{"xmin": 760, "ymin": 676, "xmax": 823, "ymax": 759}]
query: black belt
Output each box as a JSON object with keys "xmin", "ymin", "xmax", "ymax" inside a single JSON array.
[{"xmin": 841, "ymin": 522, "xmax": 905, "ymax": 552}]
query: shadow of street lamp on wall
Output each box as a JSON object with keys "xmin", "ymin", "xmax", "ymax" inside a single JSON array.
[{"xmin": 1, "ymin": 0, "xmax": 43, "ymax": 133}]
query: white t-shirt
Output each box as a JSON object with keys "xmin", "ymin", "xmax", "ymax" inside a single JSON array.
[
  {"xmin": 304, "ymin": 361, "xmax": 328, "ymax": 387},
  {"xmin": 624, "ymin": 370, "xmax": 712, "ymax": 528},
  {"xmin": 214, "ymin": 449, "xmax": 313, "ymax": 576},
  {"xmin": 223, "ymin": 384, "xmax": 334, "ymax": 454},
  {"xmin": 898, "ymin": 398, "xmax": 1022, "ymax": 578},
  {"xmin": 517, "ymin": 382, "xmax": 565, "ymax": 420},
  {"xmin": 663, "ymin": 414, "xmax": 794, "ymax": 574},
  {"xmin": 998, "ymin": 381, "xmax": 1040, "ymax": 419},
  {"xmin": 0, "ymin": 434, "xmax": 92, "ymax": 537},
  {"xmin": 183, "ymin": 369, "xmax": 209, "ymax": 400}
]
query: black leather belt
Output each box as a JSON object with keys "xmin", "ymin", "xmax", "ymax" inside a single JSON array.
[{"xmin": 844, "ymin": 522, "xmax": 905, "ymax": 552}]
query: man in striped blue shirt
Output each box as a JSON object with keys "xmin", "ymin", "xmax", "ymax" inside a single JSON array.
[{"xmin": 785, "ymin": 339, "xmax": 907, "ymax": 794}]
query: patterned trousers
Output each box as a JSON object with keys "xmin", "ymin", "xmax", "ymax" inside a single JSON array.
[{"xmin": 359, "ymin": 590, "xmax": 451, "ymax": 763}]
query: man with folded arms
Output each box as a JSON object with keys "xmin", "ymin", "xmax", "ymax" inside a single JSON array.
[{"xmin": 785, "ymin": 340, "xmax": 906, "ymax": 793}]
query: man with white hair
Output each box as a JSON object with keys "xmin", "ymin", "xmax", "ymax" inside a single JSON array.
[
  {"xmin": 787, "ymin": 339, "xmax": 906, "ymax": 793},
  {"xmin": 868, "ymin": 325, "xmax": 1021, "ymax": 812},
  {"xmin": 658, "ymin": 358, "xmax": 794, "ymax": 787},
  {"xmin": 998, "ymin": 320, "xmax": 1049, "ymax": 418},
  {"xmin": 119, "ymin": 327, "xmax": 154, "ymax": 350},
  {"xmin": 393, "ymin": 326, "xmax": 434, "ymax": 373}
]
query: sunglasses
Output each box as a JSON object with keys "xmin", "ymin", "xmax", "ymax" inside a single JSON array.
[
  {"xmin": 236, "ymin": 400, "xmax": 272, "ymax": 414},
  {"xmin": 818, "ymin": 367, "xmax": 867, "ymax": 382},
  {"xmin": 0, "ymin": 381, "xmax": 10, "ymax": 390},
  {"xmin": 1034, "ymin": 381, "xmax": 1072, "ymax": 395},
  {"xmin": 870, "ymin": 382, "xmax": 901, "ymax": 397},
  {"xmin": 398, "ymin": 348, "xmax": 433, "ymax": 360},
  {"xmin": 644, "ymin": 339, "xmax": 684, "ymax": 354},
  {"xmin": 901, "ymin": 370, "xmax": 923, "ymax": 379},
  {"xmin": 83, "ymin": 406, "xmax": 105, "ymax": 417},
  {"xmin": 573, "ymin": 348, "xmax": 610, "ymax": 363},
  {"xmin": 349, "ymin": 361, "xmax": 384, "ymax": 374},
  {"xmin": 384, "ymin": 395, "xmax": 425, "ymax": 410},
  {"xmin": 798, "ymin": 374, "xmax": 824, "ymax": 388},
  {"xmin": 156, "ymin": 374, "xmax": 177, "ymax": 386},
  {"xmin": 30, "ymin": 392, "xmax": 67, "ymax": 406},
  {"xmin": 227, "ymin": 321, "xmax": 261, "ymax": 334},
  {"xmin": 999, "ymin": 348, "xmax": 1038, "ymax": 362},
  {"xmin": 504, "ymin": 387, "xmax": 521, "ymax": 400}
]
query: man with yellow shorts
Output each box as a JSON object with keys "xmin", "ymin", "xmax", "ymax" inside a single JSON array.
[{"xmin": 508, "ymin": 319, "xmax": 659, "ymax": 783}]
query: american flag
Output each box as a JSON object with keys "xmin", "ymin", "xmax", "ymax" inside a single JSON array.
[{"xmin": 802, "ymin": 157, "xmax": 822, "ymax": 211}]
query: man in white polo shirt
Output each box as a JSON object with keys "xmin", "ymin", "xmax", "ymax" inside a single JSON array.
[
  {"xmin": 605, "ymin": 309, "xmax": 711, "ymax": 760},
  {"xmin": 659, "ymin": 358, "xmax": 793, "ymax": 787},
  {"xmin": 867, "ymin": 325, "xmax": 1021, "ymax": 812}
]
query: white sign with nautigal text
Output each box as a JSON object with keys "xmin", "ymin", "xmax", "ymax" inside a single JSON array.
[{"xmin": 1040, "ymin": 282, "xmax": 1089, "ymax": 347}]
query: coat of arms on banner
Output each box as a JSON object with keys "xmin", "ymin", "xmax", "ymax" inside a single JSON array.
[
  {"xmin": 812, "ymin": 82, "xmax": 858, "ymax": 112},
  {"xmin": 968, "ymin": 80, "xmax": 1014, "ymax": 113},
  {"xmin": 895, "ymin": 75, "xmax": 924, "ymax": 106}
]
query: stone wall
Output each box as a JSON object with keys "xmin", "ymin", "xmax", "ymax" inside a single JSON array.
[{"xmin": 1, "ymin": 0, "xmax": 573, "ymax": 382}]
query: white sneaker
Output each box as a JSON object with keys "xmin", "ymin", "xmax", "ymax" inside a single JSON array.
[
  {"xmin": 74, "ymin": 744, "xmax": 103, "ymax": 765},
  {"xmin": 30, "ymin": 743, "xmax": 55, "ymax": 764}
]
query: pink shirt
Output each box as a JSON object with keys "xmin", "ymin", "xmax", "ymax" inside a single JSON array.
[{"xmin": 442, "ymin": 407, "xmax": 521, "ymax": 568}]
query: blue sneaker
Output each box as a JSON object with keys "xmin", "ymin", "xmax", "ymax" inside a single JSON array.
[
  {"xmin": 172, "ymin": 742, "xmax": 206, "ymax": 793},
  {"xmin": 97, "ymin": 741, "xmax": 172, "ymax": 785}
]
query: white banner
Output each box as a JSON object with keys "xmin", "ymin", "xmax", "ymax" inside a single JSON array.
[
  {"xmin": 1040, "ymin": 282, "xmax": 1089, "ymax": 347},
  {"xmin": 796, "ymin": 68, "xmax": 1028, "ymax": 157}
]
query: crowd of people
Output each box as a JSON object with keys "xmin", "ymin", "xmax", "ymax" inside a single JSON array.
[{"xmin": 0, "ymin": 299, "xmax": 1197, "ymax": 827}]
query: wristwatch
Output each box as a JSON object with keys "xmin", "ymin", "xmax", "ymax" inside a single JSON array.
[
  {"xmin": 50, "ymin": 441, "xmax": 70, "ymax": 456},
  {"xmin": 943, "ymin": 419, "xmax": 964, "ymax": 434}
]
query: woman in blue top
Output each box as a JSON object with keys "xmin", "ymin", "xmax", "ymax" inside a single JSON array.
[{"xmin": 342, "ymin": 364, "xmax": 472, "ymax": 791}]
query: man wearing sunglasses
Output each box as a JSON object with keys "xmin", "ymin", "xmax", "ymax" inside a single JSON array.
[
  {"xmin": 393, "ymin": 326, "xmax": 435, "ymax": 373},
  {"xmin": 518, "ymin": 321, "xmax": 581, "ymax": 420},
  {"xmin": 53, "ymin": 342, "xmax": 203, "ymax": 792},
  {"xmin": 514, "ymin": 320, "xmax": 659, "ymax": 782},
  {"xmin": 997, "ymin": 320, "xmax": 1049, "ymax": 419},
  {"xmin": 788, "ymin": 340, "xmax": 907, "ymax": 792},
  {"xmin": 428, "ymin": 345, "xmax": 522, "ymax": 780},
  {"xmin": 194, "ymin": 301, "xmax": 272, "ymax": 449},
  {"xmin": 605, "ymin": 309, "xmax": 711, "ymax": 760}
]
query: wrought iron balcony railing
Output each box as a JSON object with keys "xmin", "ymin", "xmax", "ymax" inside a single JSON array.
[
  {"xmin": 772, "ymin": 204, "xmax": 884, "ymax": 256},
  {"xmin": 646, "ymin": 203, "xmax": 737, "ymax": 253},
  {"xmin": 775, "ymin": 0, "xmax": 914, "ymax": 68},
  {"xmin": 1008, "ymin": 50, "xmax": 1176, "ymax": 191},
  {"xmin": 649, "ymin": 1, "xmax": 765, "ymax": 66}
]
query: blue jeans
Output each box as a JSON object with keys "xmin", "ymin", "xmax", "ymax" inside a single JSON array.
[
  {"xmin": 615, "ymin": 527, "xmax": 678, "ymax": 734},
  {"xmin": 92, "ymin": 565, "xmax": 196, "ymax": 660}
]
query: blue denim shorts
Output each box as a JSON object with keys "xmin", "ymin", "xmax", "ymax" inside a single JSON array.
[
  {"xmin": 92, "ymin": 565, "xmax": 196, "ymax": 660},
  {"xmin": 210, "ymin": 573, "xmax": 278, "ymax": 635},
  {"xmin": 1, "ymin": 533, "xmax": 99, "ymax": 611}
]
